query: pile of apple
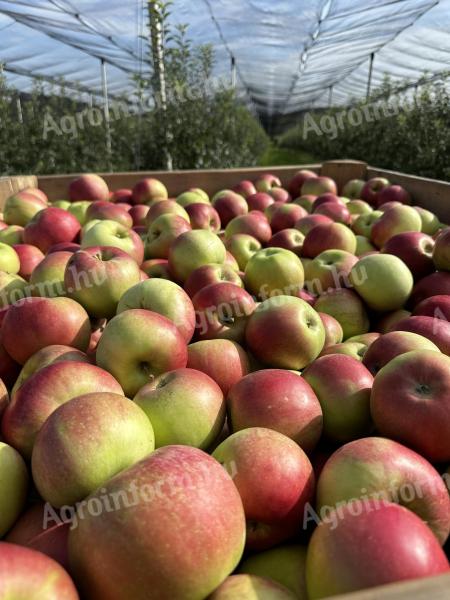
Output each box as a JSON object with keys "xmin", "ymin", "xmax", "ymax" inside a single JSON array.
[{"xmin": 0, "ymin": 167, "xmax": 448, "ymax": 599}]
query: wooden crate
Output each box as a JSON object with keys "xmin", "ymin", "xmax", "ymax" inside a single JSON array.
[
  {"xmin": 1, "ymin": 160, "xmax": 449, "ymax": 223},
  {"xmin": 0, "ymin": 160, "xmax": 449, "ymax": 599}
]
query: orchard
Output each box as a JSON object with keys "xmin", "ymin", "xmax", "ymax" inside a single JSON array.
[{"xmin": 0, "ymin": 169, "xmax": 449, "ymax": 599}]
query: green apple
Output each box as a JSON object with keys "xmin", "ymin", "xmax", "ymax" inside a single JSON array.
[
  {"xmin": 168, "ymin": 229, "xmax": 226, "ymax": 282},
  {"xmin": 81, "ymin": 219, "xmax": 144, "ymax": 263},
  {"xmin": 68, "ymin": 200, "xmax": 92, "ymax": 225},
  {"xmin": 30, "ymin": 251, "xmax": 71, "ymax": 297},
  {"xmin": 226, "ymin": 234, "xmax": 261, "ymax": 271},
  {"xmin": 352, "ymin": 210, "xmax": 382, "ymax": 237},
  {"xmin": 414, "ymin": 206, "xmax": 441, "ymax": 235},
  {"xmin": 245, "ymin": 248, "xmax": 304, "ymax": 298},
  {"xmin": 51, "ymin": 200, "xmax": 71, "ymax": 210},
  {"xmin": 0, "ymin": 225, "xmax": 24, "ymax": 245},
  {"xmin": 209, "ymin": 574, "xmax": 296, "ymax": 599},
  {"xmin": 0, "ymin": 442, "xmax": 28, "ymax": 537},
  {"xmin": 176, "ymin": 191, "xmax": 208, "ymax": 207},
  {"xmin": 0, "ymin": 271, "xmax": 28, "ymax": 308},
  {"xmin": 350, "ymin": 254, "xmax": 414, "ymax": 312},
  {"xmin": 355, "ymin": 235, "xmax": 376, "ymax": 256},
  {"xmin": 0, "ymin": 243, "xmax": 20, "ymax": 274}
]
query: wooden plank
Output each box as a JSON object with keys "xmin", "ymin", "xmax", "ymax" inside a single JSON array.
[
  {"xmin": 367, "ymin": 166, "xmax": 450, "ymax": 224},
  {"xmin": 321, "ymin": 160, "xmax": 368, "ymax": 193},
  {"xmin": 324, "ymin": 573, "xmax": 450, "ymax": 600},
  {"xmin": 36, "ymin": 165, "xmax": 322, "ymax": 201}
]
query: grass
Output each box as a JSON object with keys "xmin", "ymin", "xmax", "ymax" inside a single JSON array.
[{"xmin": 258, "ymin": 144, "xmax": 319, "ymax": 167}]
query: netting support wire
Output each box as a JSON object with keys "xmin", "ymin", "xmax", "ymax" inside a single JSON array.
[
  {"xmin": 101, "ymin": 58, "xmax": 113, "ymax": 172},
  {"xmin": 16, "ymin": 98, "xmax": 23, "ymax": 123},
  {"xmin": 328, "ymin": 86, "xmax": 333, "ymax": 107},
  {"xmin": 231, "ymin": 56, "xmax": 236, "ymax": 89},
  {"xmin": 149, "ymin": 0, "xmax": 173, "ymax": 171},
  {"xmin": 366, "ymin": 53, "xmax": 375, "ymax": 101}
]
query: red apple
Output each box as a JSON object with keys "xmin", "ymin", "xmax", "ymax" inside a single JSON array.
[
  {"xmin": 213, "ymin": 428, "xmax": 314, "ymax": 550},
  {"xmin": 270, "ymin": 204, "xmax": 307, "ymax": 232},
  {"xmin": 2, "ymin": 296, "xmax": 91, "ymax": 365},
  {"xmin": 301, "ymin": 177, "xmax": 337, "ymax": 197},
  {"xmin": 433, "ymin": 227, "xmax": 450, "ymax": 271},
  {"xmin": 227, "ymin": 369, "xmax": 323, "ymax": 452},
  {"xmin": 306, "ymin": 501, "xmax": 449, "ymax": 599},
  {"xmin": 371, "ymin": 205, "xmax": 422, "ymax": 248},
  {"xmin": 361, "ymin": 177, "xmax": 390, "ymax": 205},
  {"xmin": 145, "ymin": 199, "xmax": 190, "ymax": 225},
  {"xmin": 371, "ymin": 349, "xmax": 450, "ymax": 462},
  {"xmin": 132, "ymin": 178, "xmax": 168, "ymax": 204},
  {"xmin": 29, "ymin": 250, "xmax": 72, "ymax": 298},
  {"xmin": 110, "ymin": 188, "xmax": 132, "ymax": 203},
  {"xmin": 233, "ymin": 180, "xmax": 257, "ymax": 199},
  {"xmin": 24, "ymin": 208, "xmax": 81, "ymax": 253},
  {"xmin": 185, "ymin": 203, "xmax": 221, "ymax": 232},
  {"xmin": 141, "ymin": 258, "xmax": 171, "ymax": 279},
  {"xmin": 12, "ymin": 244, "xmax": 44, "ymax": 280},
  {"xmin": 187, "ymin": 339, "xmax": 250, "ymax": 395},
  {"xmin": 288, "ymin": 169, "xmax": 318, "ymax": 198},
  {"xmin": 410, "ymin": 272, "xmax": 450, "ymax": 307},
  {"xmin": 382, "ymin": 231, "xmax": 435, "ymax": 280},
  {"xmin": 21, "ymin": 187, "xmax": 48, "ymax": 204},
  {"xmin": 269, "ymin": 229, "xmax": 304, "ymax": 256},
  {"xmin": 302, "ymin": 223, "xmax": 357, "ymax": 258},
  {"xmin": 145, "ymin": 213, "xmax": 191, "ymax": 259},
  {"xmin": 295, "ymin": 214, "xmax": 333, "ymax": 236},
  {"xmin": 314, "ymin": 202, "xmax": 351, "ymax": 225},
  {"xmin": 85, "ymin": 201, "xmax": 132, "ymax": 228},
  {"xmin": 313, "ymin": 193, "xmax": 344, "ymax": 210},
  {"xmin": 413, "ymin": 295, "xmax": 450, "ymax": 321},
  {"xmin": 212, "ymin": 191, "xmax": 248, "ymax": 226},
  {"xmin": 319, "ymin": 312, "xmax": 344, "ymax": 347},
  {"xmin": 374, "ymin": 184, "xmax": 411, "ymax": 208},
  {"xmin": 254, "ymin": 174, "xmax": 282, "ymax": 193},
  {"xmin": 47, "ymin": 242, "xmax": 81, "ymax": 254},
  {"xmin": 225, "ymin": 212, "xmax": 272, "ymax": 244},
  {"xmin": 246, "ymin": 193, "xmax": 274, "ymax": 212},
  {"xmin": 184, "ymin": 263, "xmax": 243, "ymax": 298},
  {"xmin": 268, "ymin": 188, "xmax": 291, "ymax": 203},
  {"xmin": 69, "ymin": 173, "xmax": 109, "ymax": 202},
  {"xmin": 393, "ymin": 315, "xmax": 450, "ymax": 355}
]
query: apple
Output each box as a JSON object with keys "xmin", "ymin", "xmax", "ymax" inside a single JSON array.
[
  {"xmin": 0, "ymin": 243, "xmax": 20, "ymax": 274},
  {"xmin": 24, "ymin": 207, "xmax": 80, "ymax": 254},
  {"xmin": 288, "ymin": 169, "xmax": 318, "ymax": 198},
  {"xmin": 371, "ymin": 349, "xmax": 450, "ymax": 462},
  {"xmin": 226, "ymin": 234, "xmax": 261, "ymax": 270},
  {"xmin": 13, "ymin": 244, "xmax": 44, "ymax": 281},
  {"xmin": 69, "ymin": 173, "xmax": 109, "ymax": 202},
  {"xmin": 184, "ymin": 263, "xmax": 243, "ymax": 298},
  {"xmin": 371, "ymin": 205, "xmax": 422, "ymax": 248},
  {"xmin": 355, "ymin": 235, "xmax": 376, "ymax": 256},
  {"xmin": 176, "ymin": 190, "xmax": 208, "ymax": 208},
  {"xmin": 81, "ymin": 219, "xmax": 144, "ymax": 264},
  {"xmin": 0, "ymin": 225, "xmax": 24, "ymax": 245},
  {"xmin": 245, "ymin": 248, "xmax": 304, "ymax": 298},
  {"xmin": 314, "ymin": 202, "xmax": 351, "ymax": 225},
  {"xmin": 185, "ymin": 203, "xmax": 221, "ymax": 232},
  {"xmin": 212, "ymin": 191, "xmax": 248, "ymax": 226},
  {"xmin": 145, "ymin": 199, "xmax": 190, "ymax": 225},
  {"xmin": 141, "ymin": 258, "xmax": 171, "ymax": 279},
  {"xmin": 96, "ymin": 309, "xmax": 187, "ymax": 397},
  {"xmin": 302, "ymin": 223, "xmax": 357, "ymax": 258},
  {"xmin": 0, "ymin": 272, "xmax": 28, "ymax": 307},
  {"xmin": 5, "ymin": 502, "xmax": 70, "ymax": 569},
  {"xmin": 342, "ymin": 179, "xmax": 366, "ymax": 199},
  {"xmin": 209, "ymin": 574, "xmax": 296, "ymax": 599},
  {"xmin": 233, "ymin": 180, "xmax": 257, "ymax": 198},
  {"xmin": 187, "ymin": 339, "xmax": 250, "ymax": 395},
  {"xmin": 270, "ymin": 204, "xmax": 307, "ymax": 232},
  {"xmin": 413, "ymin": 295, "xmax": 450, "ymax": 321},
  {"xmin": 319, "ymin": 312, "xmax": 344, "ymax": 347},
  {"xmin": 316, "ymin": 436, "xmax": 450, "ymax": 544},
  {"xmin": 293, "ymin": 195, "xmax": 317, "ymax": 213},
  {"xmin": 352, "ymin": 210, "xmax": 382, "ymax": 237},
  {"xmin": 145, "ymin": 213, "xmax": 191, "ymax": 259},
  {"xmin": 132, "ymin": 177, "xmax": 168, "ymax": 204},
  {"xmin": 376, "ymin": 309, "xmax": 412, "ymax": 333},
  {"xmin": 295, "ymin": 214, "xmax": 333, "ymax": 236},
  {"xmin": 255, "ymin": 173, "xmax": 282, "ymax": 193},
  {"xmin": 85, "ymin": 201, "xmax": 132, "ymax": 228},
  {"xmin": 301, "ymin": 177, "xmax": 337, "ymax": 197},
  {"xmin": 67, "ymin": 201, "xmax": 91, "ymax": 226},
  {"xmin": 0, "ymin": 442, "xmax": 28, "ymax": 537},
  {"xmin": 12, "ymin": 344, "xmax": 90, "ymax": 396},
  {"xmin": 29, "ymin": 250, "xmax": 72, "ymax": 297},
  {"xmin": 269, "ymin": 188, "xmax": 291, "ymax": 203},
  {"xmin": 320, "ymin": 341, "xmax": 367, "ymax": 361},
  {"xmin": 0, "ymin": 378, "xmax": 8, "ymax": 418},
  {"xmin": 225, "ymin": 250, "xmax": 240, "ymax": 271},
  {"xmin": 347, "ymin": 200, "xmax": 372, "ymax": 218},
  {"xmin": 2, "ymin": 296, "xmax": 91, "ymax": 365},
  {"xmin": 227, "ymin": 369, "xmax": 322, "ymax": 453},
  {"xmin": 3, "ymin": 191, "xmax": 47, "ymax": 226},
  {"xmin": 213, "ymin": 428, "xmax": 314, "ymax": 550},
  {"xmin": 192, "ymin": 282, "xmax": 256, "ymax": 344},
  {"xmin": 47, "ymin": 242, "xmax": 80, "ymax": 254},
  {"xmin": 110, "ymin": 188, "xmax": 132, "ymax": 203},
  {"xmin": 269, "ymin": 229, "xmax": 304, "ymax": 256},
  {"xmin": 117, "ymin": 278, "xmax": 195, "ymax": 343},
  {"xmin": 264, "ymin": 201, "xmax": 285, "ymax": 221},
  {"xmin": 68, "ymin": 445, "xmax": 246, "ymax": 599},
  {"xmin": 350, "ymin": 254, "xmax": 414, "ymax": 312},
  {"xmin": 305, "ymin": 250, "xmax": 358, "ymax": 295},
  {"xmin": 314, "ymin": 288, "xmax": 370, "ymax": 339},
  {"xmin": 21, "ymin": 187, "xmax": 48, "ymax": 203},
  {"xmin": 225, "ymin": 213, "xmax": 272, "ymax": 244},
  {"xmin": 433, "ymin": 227, "xmax": 450, "ymax": 271},
  {"xmin": 188, "ymin": 188, "xmax": 209, "ymax": 203},
  {"xmin": 168, "ymin": 229, "xmax": 226, "ymax": 282},
  {"xmin": 239, "ymin": 545, "xmax": 307, "ymax": 599},
  {"xmin": 303, "ymin": 354, "xmax": 373, "ymax": 442},
  {"xmin": 0, "ymin": 543, "xmax": 79, "ymax": 599},
  {"xmin": 246, "ymin": 296, "xmax": 325, "ymax": 370},
  {"xmin": 363, "ymin": 331, "xmax": 440, "ymax": 375},
  {"xmin": 392, "ymin": 315, "xmax": 450, "ymax": 355},
  {"xmin": 410, "ymin": 272, "xmax": 450, "ymax": 307},
  {"xmin": 51, "ymin": 200, "xmax": 71, "ymax": 210},
  {"xmin": 65, "ymin": 246, "xmax": 141, "ymax": 318},
  {"xmin": 360, "ymin": 177, "xmax": 390, "ymax": 205},
  {"xmin": 247, "ymin": 193, "xmax": 274, "ymax": 212},
  {"xmin": 306, "ymin": 500, "xmax": 449, "ymax": 599},
  {"xmin": 414, "ymin": 206, "xmax": 441, "ymax": 235},
  {"xmin": 375, "ymin": 184, "xmax": 411, "ymax": 208},
  {"xmin": 0, "ymin": 339, "xmax": 21, "ymax": 389},
  {"xmin": 32, "ymin": 392, "xmax": 154, "ymax": 507},
  {"xmin": 134, "ymin": 368, "xmax": 224, "ymax": 449},
  {"xmin": 313, "ymin": 193, "xmax": 344, "ymax": 210},
  {"xmin": 2, "ymin": 361, "xmax": 123, "ymax": 458},
  {"xmin": 346, "ymin": 332, "xmax": 380, "ymax": 347}
]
